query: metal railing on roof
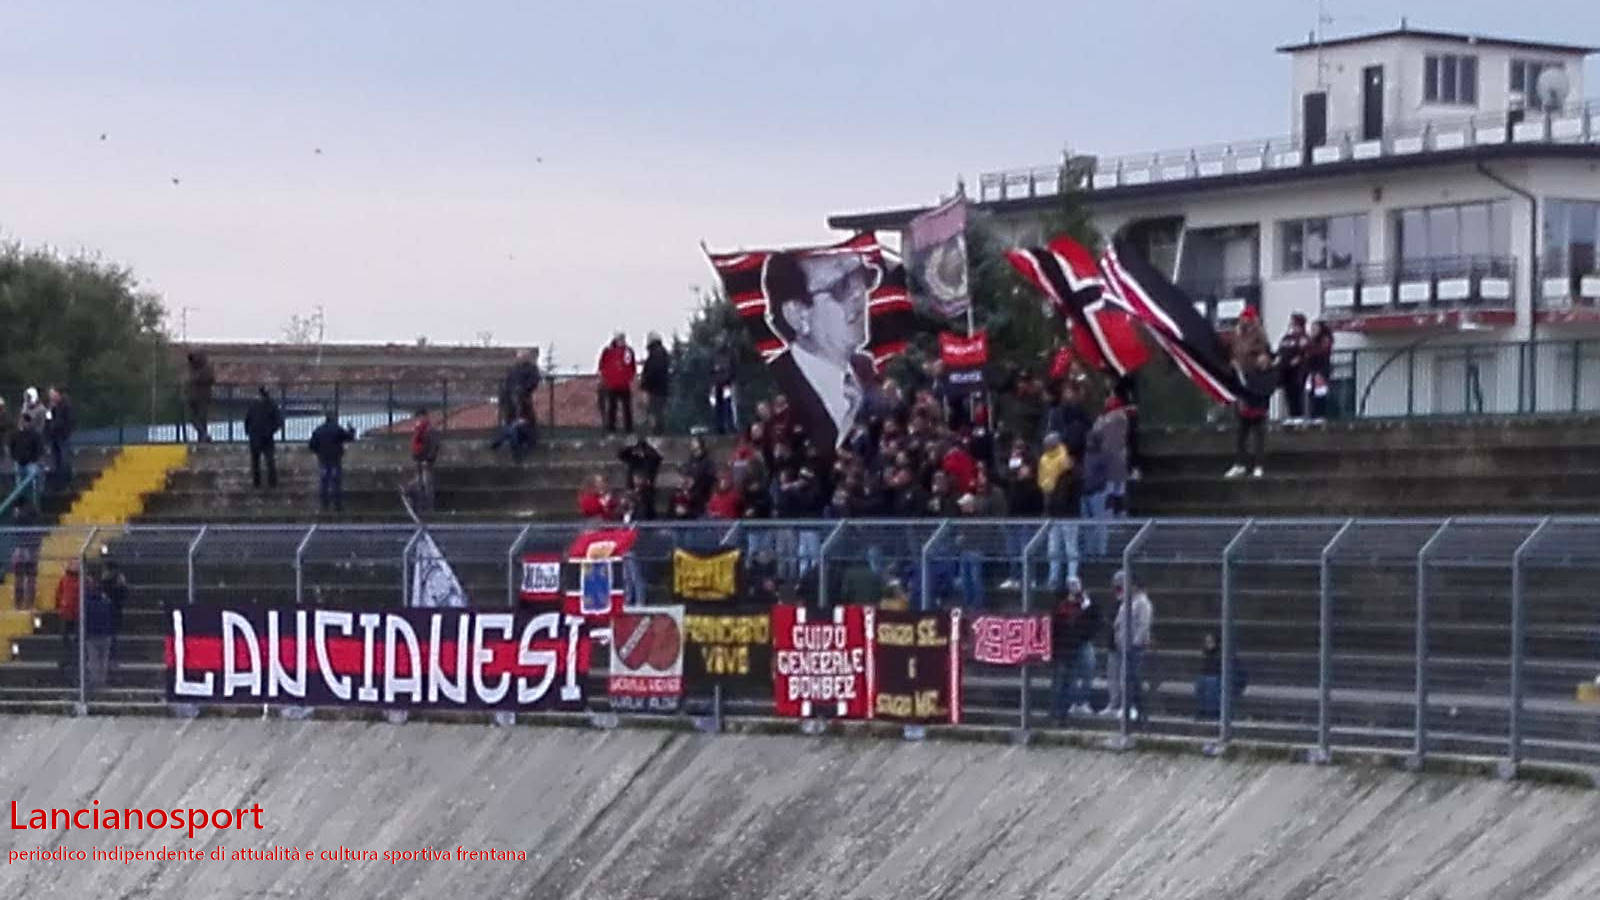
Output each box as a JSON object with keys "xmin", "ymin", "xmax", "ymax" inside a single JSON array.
[{"xmin": 977, "ymin": 98, "xmax": 1600, "ymax": 201}]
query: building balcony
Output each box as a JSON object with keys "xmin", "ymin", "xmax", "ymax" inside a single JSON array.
[
  {"xmin": 1535, "ymin": 256, "xmax": 1600, "ymax": 321},
  {"xmin": 976, "ymin": 99, "xmax": 1600, "ymax": 201},
  {"xmin": 1319, "ymin": 257, "xmax": 1516, "ymax": 332},
  {"xmin": 1177, "ymin": 277, "xmax": 1261, "ymax": 327}
]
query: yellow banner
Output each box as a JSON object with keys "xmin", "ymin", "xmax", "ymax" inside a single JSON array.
[{"xmin": 672, "ymin": 548, "xmax": 740, "ymax": 601}]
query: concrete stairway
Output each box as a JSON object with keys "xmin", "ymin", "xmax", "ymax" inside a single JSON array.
[
  {"xmin": 1131, "ymin": 416, "xmax": 1600, "ymax": 516},
  {"xmin": 136, "ymin": 434, "xmax": 720, "ymax": 524}
]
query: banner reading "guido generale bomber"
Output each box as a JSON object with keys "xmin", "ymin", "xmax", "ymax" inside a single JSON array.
[{"xmin": 166, "ymin": 607, "xmax": 592, "ymax": 711}]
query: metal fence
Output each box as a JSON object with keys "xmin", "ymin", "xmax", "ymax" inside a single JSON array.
[{"xmin": 4, "ymin": 517, "xmax": 1599, "ymax": 773}]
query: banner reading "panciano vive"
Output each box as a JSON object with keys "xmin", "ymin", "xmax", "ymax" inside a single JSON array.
[{"xmin": 165, "ymin": 606, "xmax": 592, "ymax": 711}]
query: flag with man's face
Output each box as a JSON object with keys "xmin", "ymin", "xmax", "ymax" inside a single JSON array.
[
  {"xmin": 704, "ymin": 234, "xmax": 913, "ymax": 451},
  {"xmin": 705, "ymin": 233, "xmax": 912, "ymax": 368}
]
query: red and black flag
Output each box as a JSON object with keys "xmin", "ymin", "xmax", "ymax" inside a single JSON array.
[
  {"xmin": 1100, "ymin": 236, "xmax": 1261, "ymax": 406},
  {"xmin": 704, "ymin": 233, "xmax": 914, "ymax": 450},
  {"xmin": 1005, "ymin": 236, "xmax": 1149, "ymax": 378},
  {"xmin": 704, "ymin": 233, "xmax": 914, "ymax": 368}
]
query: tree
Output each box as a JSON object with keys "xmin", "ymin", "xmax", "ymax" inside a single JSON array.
[
  {"xmin": 0, "ymin": 244, "xmax": 170, "ymax": 430},
  {"xmin": 664, "ymin": 286, "xmax": 773, "ymax": 433}
]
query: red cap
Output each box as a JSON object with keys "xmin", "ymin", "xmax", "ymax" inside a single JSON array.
[
  {"xmin": 1105, "ymin": 394, "xmax": 1125, "ymax": 411},
  {"xmin": 1240, "ymin": 306, "xmax": 1259, "ymax": 321}
]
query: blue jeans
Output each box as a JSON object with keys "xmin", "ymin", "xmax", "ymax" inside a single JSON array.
[
  {"xmin": 318, "ymin": 463, "xmax": 343, "ymax": 511},
  {"xmin": 1004, "ymin": 525, "xmax": 1034, "ymax": 581},
  {"xmin": 795, "ymin": 529, "xmax": 822, "ymax": 578},
  {"xmin": 14, "ymin": 462, "xmax": 42, "ymax": 505},
  {"xmin": 1122, "ymin": 645, "xmax": 1145, "ymax": 715},
  {"xmin": 1045, "ymin": 521, "xmax": 1079, "ymax": 590},
  {"xmin": 958, "ymin": 550, "xmax": 984, "ymax": 609},
  {"xmin": 1082, "ymin": 491, "xmax": 1109, "ymax": 556}
]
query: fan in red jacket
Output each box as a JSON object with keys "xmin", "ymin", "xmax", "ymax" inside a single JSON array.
[{"xmin": 597, "ymin": 332, "xmax": 637, "ymax": 434}]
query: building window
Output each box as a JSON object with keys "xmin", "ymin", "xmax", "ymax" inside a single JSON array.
[
  {"xmin": 1424, "ymin": 53, "xmax": 1478, "ymax": 105},
  {"xmin": 1543, "ymin": 199, "xmax": 1600, "ymax": 275},
  {"xmin": 1392, "ymin": 200, "xmax": 1511, "ymax": 274},
  {"xmin": 1280, "ymin": 214, "xmax": 1368, "ymax": 273},
  {"xmin": 1511, "ymin": 59, "xmax": 1560, "ymax": 110}
]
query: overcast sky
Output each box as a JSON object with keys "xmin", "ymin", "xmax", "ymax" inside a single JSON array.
[{"xmin": 2, "ymin": 1, "xmax": 1595, "ymax": 367}]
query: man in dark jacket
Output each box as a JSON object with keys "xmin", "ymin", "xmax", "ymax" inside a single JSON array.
[
  {"xmin": 1052, "ymin": 577, "xmax": 1103, "ymax": 718},
  {"xmin": 185, "ymin": 351, "xmax": 216, "ymax": 442},
  {"xmin": 45, "ymin": 387, "xmax": 74, "ymax": 487},
  {"xmin": 709, "ymin": 339, "xmax": 737, "ymax": 435},
  {"xmin": 639, "ymin": 333, "xmax": 671, "ymax": 435},
  {"xmin": 617, "ymin": 435, "xmax": 662, "ymax": 487},
  {"xmin": 597, "ymin": 332, "xmax": 637, "ymax": 433},
  {"xmin": 502, "ymin": 349, "xmax": 542, "ymax": 448},
  {"xmin": 9, "ymin": 416, "xmax": 45, "ymax": 506},
  {"xmin": 243, "ymin": 387, "xmax": 284, "ymax": 489},
  {"xmin": 307, "ymin": 413, "xmax": 355, "ymax": 512},
  {"xmin": 1226, "ymin": 351, "xmax": 1278, "ymax": 479}
]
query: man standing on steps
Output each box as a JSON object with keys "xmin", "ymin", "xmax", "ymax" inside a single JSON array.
[
  {"xmin": 185, "ymin": 351, "xmax": 216, "ymax": 443},
  {"xmin": 243, "ymin": 387, "xmax": 284, "ymax": 489},
  {"xmin": 410, "ymin": 408, "xmax": 441, "ymax": 513},
  {"xmin": 1105, "ymin": 570, "xmax": 1154, "ymax": 722},
  {"xmin": 308, "ymin": 412, "xmax": 356, "ymax": 514},
  {"xmin": 597, "ymin": 332, "xmax": 637, "ymax": 434},
  {"xmin": 639, "ymin": 333, "xmax": 671, "ymax": 435},
  {"xmin": 44, "ymin": 387, "xmax": 74, "ymax": 488}
]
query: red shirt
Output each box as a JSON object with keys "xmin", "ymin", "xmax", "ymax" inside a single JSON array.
[
  {"xmin": 56, "ymin": 573, "xmax": 80, "ymax": 621},
  {"xmin": 577, "ymin": 489, "xmax": 607, "ymax": 518},
  {"xmin": 941, "ymin": 446, "xmax": 979, "ymax": 495},
  {"xmin": 598, "ymin": 344, "xmax": 637, "ymax": 391},
  {"xmin": 705, "ymin": 487, "xmax": 742, "ymax": 519}
]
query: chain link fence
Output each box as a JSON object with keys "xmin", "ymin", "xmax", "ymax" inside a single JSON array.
[{"xmin": 3, "ymin": 517, "xmax": 1598, "ymax": 771}]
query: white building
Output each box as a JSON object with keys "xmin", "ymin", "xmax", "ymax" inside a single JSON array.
[{"xmin": 829, "ymin": 25, "xmax": 1600, "ymax": 418}]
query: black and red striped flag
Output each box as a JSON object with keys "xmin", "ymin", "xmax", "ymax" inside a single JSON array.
[
  {"xmin": 1100, "ymin": 236, "xmax": 1261, "ymax": 406},
  {"xmin": 1005, "ymin": 236, "xmax": 1150, "ymax": 378}
]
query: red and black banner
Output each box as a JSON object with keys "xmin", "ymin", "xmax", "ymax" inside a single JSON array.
[
  {"xmin": 967, "ymin": 613, "xmax": 1052, "ymax": 666},
  {"xmin": 873, "ymin": 609, "xmax": 962, "ymax": 724},
  {"xmin": 166, "ymin": 606, "xmax": 591, "ymax": 711},
  {"xmin": 938, "ymin": 329, "xmax": 989, "ymax": 397},
  {"xmin": 771, "ymin": 604, "xmax": 874, "ymax": 719}
]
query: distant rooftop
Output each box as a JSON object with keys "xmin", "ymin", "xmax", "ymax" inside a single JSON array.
[{"xmin": 1275, "ymin": 25, "xmax": 1596, "ymax": 57}]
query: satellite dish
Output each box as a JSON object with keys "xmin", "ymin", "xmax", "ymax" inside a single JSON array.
[{"xmin": 1536, "ymin": 67, "xmax": 1570, "ymax": 110}]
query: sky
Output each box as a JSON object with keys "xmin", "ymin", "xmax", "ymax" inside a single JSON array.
[{"xmin": 2, "ymin": 1, "xmax": 1596, "ymax": 369}]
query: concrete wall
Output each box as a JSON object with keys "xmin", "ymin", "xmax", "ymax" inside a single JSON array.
[
  {"xmin": 1287, "ymin": 37, "xmax": 1588, "ymax": 139},
  {"xmin": 2, "ymin": 716, "xmax": 1599, "ymax": 899}
]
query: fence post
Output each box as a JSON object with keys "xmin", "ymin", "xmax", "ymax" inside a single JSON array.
[
  {"xmin": 1214, "ymin": 519, "xmax": 1254, "ymax": 752},
  {"xmin": 1405, "ymin": 347, "xmax": 1416, "ymax": 416},
  {"xmin": 1113, "ymin": 520, "xmax": 1156, "ymax": 750},
  {"xmin": 75, "ymin": 526, "xmax": 99, "ymax": 711},
  {"xmin": 227, "ymin": 385, "xmax": 236, "ymax": 443},
  {"xmin": 401, "ymin": 529, "xmax": 424, "ymax": 607},
  {"xmin": 1573, "ymin": 340, "xmax": 1582, "ymax": 413},
  {"xmin": 1018, "ymin": 522, "xmax": 1049, "ymax": 738},
  {"xmin": 817, "ymin": 522, "xmax": 846, "ymax": 608},
  {"xmin": 185, "ymin": 525, "xmax": 207, "ymax": 607},
  {"xmin": 507, "ymin": 524, "xmax": 533, "ymax": 608},
  {"xmin": 1506, "ymin": 517, "xmax": 1551, "ymax": 778},
  {"xmin": 1412, "ymin": 518, "xmax": 1453, "ymax": 769},
  {"xmin": 919, "ymin": 520, "xmax": 951, "ymax": 612},
  {"xmin": 294, "ymin": 525, "xmax": 317, "ymax": 606},
  {"xmin": 387, "ymin": 382, "xmax": 396, "ymax": 432},
  {"xmin": 441, "ymin": 380, "xmax": 450, "ymax": 434},
  {"xmin": 1315, "ymin": 519, "xmax": 1355, "ymax": 764}
]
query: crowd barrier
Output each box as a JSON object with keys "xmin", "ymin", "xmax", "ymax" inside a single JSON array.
[{"xmin": 4, "ymin": 517, "xmax": 1599, "ymax": 774}]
